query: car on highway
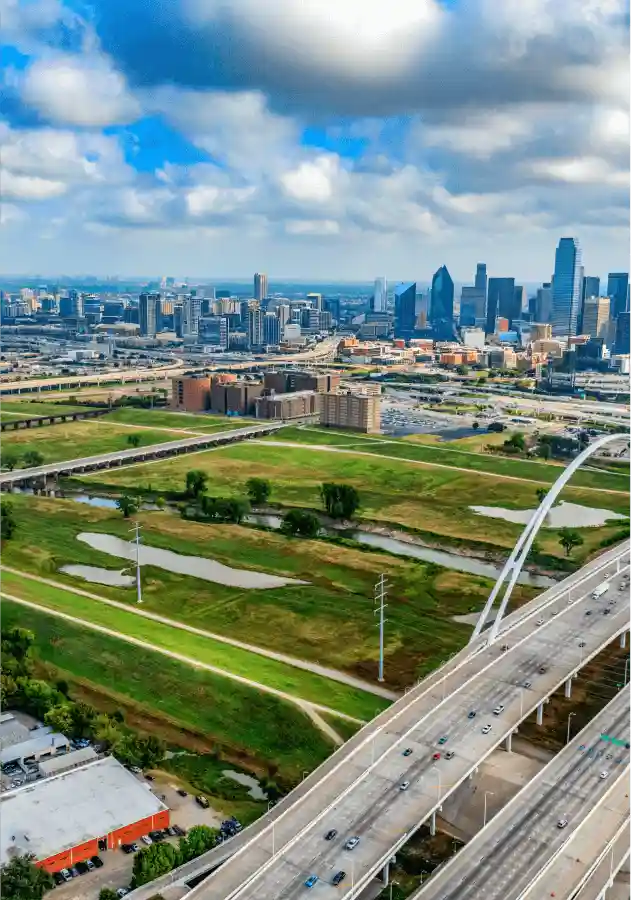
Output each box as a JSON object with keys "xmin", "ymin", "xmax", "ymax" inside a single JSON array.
[
  {"xmin": 523, "ymin": 681, "xmax": 532, "ymax": 689},
  {"xmin": 536, "ymin": 618, "xmax": 544, "ymax": 626},
  {"xmin": 603, "ymin": 608, "xmax": 611, "ymax": 615},
  {"xmin": 345, "ymin": 837, "xmax": 360, "ymax": 850},
  {"xmin": 332, "ymin": 871, "xmax": 346, "ymax": 886},
  {"xmin": 402, "ymin": 748, "xmax": 413, "ymax": 757},
  {"xmin": 467, "ymin": 710, "xmax": 477, "ymax": 719},
  {"xmin": 305, "ymin": 875, "xmax": 318, "ymax": 888},
  {"xmin": 325, "ymin": 830, "xmax": 337, "ymax": 841},
  {"xmin": 557, "ymin": 819, "xmax": 568, "ymax": 829},
  {"xmin": 492, "ymin": 705, "xmax": 504, "ymax": 716},
  {"xmin": 500, "ymin": 644, "xmax": 509, "ymax": 652},
  {"xmin": 482, "ymin": 724, "xmax": 492, "ymax": 735},
  {"xmin": 437, "ymin": 736, "xmax": 448, "ymax": 745},
  {"xmin": 399, "ymin": 781, "xmax": 410, "ymax": 791},
  {"xmin": 445, "ymin": 751, "xmax": 455, "ymax": 760},
  {"xmin": 585, "ymin": 610, "xmax": 592, "ymax": 616},
  {"xmin": 600, "ymin": 771, "xmax": 609, "ymax": 779},
  {"xmin": 539, "ymin": 666, "xmax": 547, "ymax": 673},
  {"xmin": 432, "ymin": 752, "xmax": 441, "ymax": 760}
]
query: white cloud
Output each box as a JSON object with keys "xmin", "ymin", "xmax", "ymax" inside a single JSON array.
[
  {"xmin": 285, "ymin": 219, "xmax": 340, "ymax": 235},
  {"xmin": 421, "ymin": 111, "xmax": 535, "ymax": 159},
  {"xmin": 21, "ymin": 54, "xmax": 140, "ymax": 126},
  {"xmin": 527, "ymin": 156, "xmax": 629, "ymax": 186},
  {"xmin": 2, "ymin": 170, "xmax": 67, "ymax": 200},
  {"xmin": 280, "ymin": 157, "xmax": 338, "ymax": 203}
]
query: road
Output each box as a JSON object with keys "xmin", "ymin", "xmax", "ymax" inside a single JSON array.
[
  {"xmin": 188, "ymin": 546, "xmax": 629, "ymax": 900},
  {"xmin": 0, "ymin": 421, "xmax": 285, "ymax": 486},
  {"xmin": 0, "ymin": 363, "xmax": 185, "ymax": 394},
  {"xmin": 569, "ymin": 820, "xmax": 630, "ymax": 900},
  {"xmin": 410, "ymin": 688, "xmax": 630, "ymax": 900}
]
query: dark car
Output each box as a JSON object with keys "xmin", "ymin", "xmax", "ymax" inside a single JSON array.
[
  {"xmin": 52, "ymin": 873, "xmax": 65, "ymax": 886},
  {"xmin": 538, "ymin": 666, "xmax": 547, "ymax": 674},
  {"xmin": 166, "ymin": 826, "xmax": 177, "ymax": 837},
  {"xmin": 332, "ymin": 871, "xmax": 346, "ymax": 886},
  {"xmin": 145, "ymin": 774, "xmax": 154, "ymax": 781},
  {"xmin": 177, "ymin": 789, "xmax": 188, "ymax": 797},
  {"xmin": 149, "ymin": 831, "xmax": 165, "ymax": 842},
  {"xmin": 91, "ymin": 856, "xmax": 103, "ymax": 868},
  {"xmin": 69, "ymin": 868, "xmax": 79, "ymax": 878},
  {"xmin": 121, "ymin": 844, "xmax": 134, "ymax": 854},
  {"xmin": 75, "ymin": 862, "xmax": 88, "ymax": 875},
  {"xmin": 467, "ymin": 711, "xmax": 476, "ymax": 719},
  {"xmin": 173, "ymin": 824, "xmax": 186, "ymax": 837},
  {"xmin": 325, "ymin": 830, "xmax": 338, "ymax": 841},
  {"xmin": 402, "ymin": 748, "xmax": 413, "ymax": 757}
]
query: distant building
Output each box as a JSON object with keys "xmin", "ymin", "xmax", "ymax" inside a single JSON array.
[
  {"xmin": 263, "ymin": 371, "xmax": 340, "ymax": 394},
  {"xmin": 306, "ymin": 292, "xmax": 323, "ymax": 311},
  {"xmin": 582, "ymin": 275, "xmax": 600, "ymax": 303},
  {"xmin": 461, "ymin": 327, "xmax": 486, "ymax": 350},
  {"xmin": 460, "ymin": 287, "xmax": 485, "ymax": 327},
  {"xmin": 530, "ymin": 323, "xmax": 552, "ymax": 342},
  {"xmin": 253, "ymin": 273, "xmax": 268, "ymax": 304},
  {"xmin": 430, "ymin": 265, "xmax": 455, "ymax": 339},
  {"xmin": 372, "ymin": 277, "xmax": 387, "ymax": 313},
  {"xmin": 256, "ymin": 390, "xmax": 320, "ymax": 421},
  {"xmin": 171, "ymin": 374, "xmax": 211, "ymax": 411},
  {"xmin": 551, "ymin": 237, "xmax": 582, "ymax": 336},
  {"xmin": 199, "ymin": 315, "xmax": 229, "ymax": 349},
  {"xmin": 139, "ymin": 292, "xmax": 161, "ymax": 337},
  {"xmin": 614, "ymin": 312, "xmax": 630, "ymax": 354},
  {"xmin": 607, "ymin": 273, "xmax": 629, "ymax": 320},
  {"xmin": 181, "ymin": 294, "xmax": 202, "ymax": 338},
  {"xmin": 534, "ymin": 283, "xmax": 553, "ymax": 324},
  {"xmin": 486, "ymin": 278, "xmax": 515, "ymax": 334},
  {"xmin": 394, "ymin": 282, "xmax": 417, "ymax": 340},
  {"xmin": 581, "ymin": 296, "xmax": 610, "ymax": 341},
  {"xmin": 263, "ymin": 312, "xmax": 281, "ymax": 345},
  {"xmin": 210, "ymin": 380, "xmax": 263, "ymax": 416},
  {"xmin": 321, "ymin": 390, "xmax": 380, "ymax": 433},
  {"xmin": 475, "ymin": 263, "xmax": 487, "ymax": 297}
]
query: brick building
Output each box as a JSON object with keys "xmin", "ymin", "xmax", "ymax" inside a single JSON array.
[
  {"xmin": 210, "ymin": 380, "xmax": 263, "ymax": 416},
  {"xmin": 320, "ymin": 391, "xmax": 380, "ymax": 433},
  {"xmin": 256, "ymin": 391, "xmax": 321, "ymax": 421}
]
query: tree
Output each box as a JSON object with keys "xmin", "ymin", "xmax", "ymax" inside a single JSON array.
[
  {"xmin": 116, "ymin": 493, "xmax": 139, "ymax": 518},
  {"xmin": 22, "ymin": 450, "xmax": 44, "ymax": 468},
  {"xmin": 320, "ymin": 483, "xmax": 361, "ymax": 520},
  {"xmin": 44, "ymin": 704, "xmax": 75, "ymax": 735},
  {"xmin": 536, "ymin": 488, "xmax": 548, "ymax": 505},
  {"xmin": 456, "ymin": 364, "xmax": 469, "ymax": 375},
  {"xmin": 246, "ymin": 477, "xmax": 271, "ymax": 506},
  {"xmin": 186, "ymin": 469, "xmax": 208, "ymax": 499},
  {"xmin": 131, "ymin": 842, "xmax": 181, "ymax": 887},
  {"xmin": 503, "ymin": 431, "xmax": 526, "ymax": 454},
  {"xmin": 179, "ymin": 826, "xmax": 219, "ymax": 863},
  {"xmin": 281, "ymin": 510, "xmax": 321, "ymax": 538},
  {"xmin": 127, "ymin": 433, "xmax": 141, "ymax": 448},
  {"xmin": 538, "ymin": 442, "xmax": 552, "ymax": 460},
  {"xmin": 0, "ymin": 854, "xmax": 53, "ymax": 900},
  {"xmin": 558, "ymin": 528, "xmax": 584, "ymax": 557},
  {"xmin": 1, "ymin": 499, "xmax": 17, "ymax": 540},
  {"xmin": 472, "ymin": 421, "xmax": 479, "ymax": 430},
  {"xmin": 99, "ymin": 890, "xmax": 119, "ymax": 900},
  {"xmin": 2, "ymin": 450, "xmax": 20, "ymax": 471}
]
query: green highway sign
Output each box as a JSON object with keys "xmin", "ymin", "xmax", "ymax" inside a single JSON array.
[{"xmin": 601, "ymin": 734, "xmax": 629, "ymax": 747}]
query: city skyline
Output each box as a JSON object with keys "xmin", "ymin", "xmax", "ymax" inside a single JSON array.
[{"xmin": 1, "ymin": 1, "xmax": 628, "ymax": 278}]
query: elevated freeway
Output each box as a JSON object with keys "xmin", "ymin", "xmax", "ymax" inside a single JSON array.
[
  {"xmin": 0, "ymin": 421, "xmax": 285, "ymax": 489},
  {"xmin": 410, "ymin": 687, "xmax": 630, "ymax": 900},
  {"xmin": 183, "ymin": 544, "xmax": 629, "ymax": 900}
]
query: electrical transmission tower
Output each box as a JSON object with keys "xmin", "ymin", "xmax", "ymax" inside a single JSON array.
[{"xmin": 374, "ymin": 574, "xmax": 389, "ymax": 682}]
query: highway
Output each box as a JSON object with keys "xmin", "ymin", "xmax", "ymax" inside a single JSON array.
[
  {"xmin": 0, "ymin": 363, "xmax": 185, "ymax": 394},
  {"xmin": 569, "ymin": 820, "xmax": 630, "ymax": 900},
  {"xmin": 0, "ymin": 421, "xmax": 285, "ymax": 487},
  {"xmin": 189, "ymin": 545, "xmax": 630, "ymax": 900},
  {"xmin": 410, "ymin": 688, "xmax": 630, "ymax": 900}
]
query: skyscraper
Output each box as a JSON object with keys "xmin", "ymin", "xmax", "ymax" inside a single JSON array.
[
  {"xmin": 430, "ymin": 265, "xmax": 454, "ymax": 339},
  {"xmin": 199, "ymin": 316, "xmax": 229, "ymax": 349},
  {"xmin": 581, "ymin": 296, "xmax": 610, "ymax": 341},
  {"xmin": 459, "ymin": 287, "xmax": 484, "ymax": 327},
  {"xmin": 139, "ymin": 292, "xmax": 161, "ymax": 336},
  {"xmin": 607, "ymin": 272, "xmax": 629, "ymax": 319},
  {"xmin": 475, "ymin": 263, "xmax": 487, "ymax": 295},
  {"xmin": 246, "ymin": 303, "xmax": 263, "ymax": 347},
  {"xmin": 534, "ymin": 283, "xmax": 553, "ymax": 323},
  {"xmin": 181, "ymin": 294, "xmax": 201, "ymax": 337},
  {"xmin": 513, "ymin": 285, "xmax": 527, "ymax": 323},
  {"xmin": 486, "ymin": 278, "xmax": 515, "ymax": 333},
  {"xmin": 394, "ymin": 283, "xmax": 416, "ymax": 340},
  {"xmin": 373, "ymin": 277, "xmax": 387, "ymax": 312},
  {"xmin": 307, "ymin": 292, "xmax": 323, "ymax": 311},
  {"xmin": 614, "ymin": 311, "xmax": 630, "ymax": 354},
  {"xmin": 582, "ymin": 275, "xmax": 600, "ymax": 301},
  {"xmin": 254, "ymin": 273, "xmax": 268, "ymax": 304},
  {"xmin": 263, "ymin": 312, "xmax": 281, "ymax": 345},
  {"xmin": 551, "ymin": 237, "xmax": 582, "ymax": 337}
]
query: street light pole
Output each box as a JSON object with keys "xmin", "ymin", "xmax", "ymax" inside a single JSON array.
[
  {"xmin": 483, "ymin": 791, "xmax": 495, "ymax": 827},
  {"xmin": 625, "ymin": 656, "xmax": 629, "ymax": 687},
  {"xmin": 566, "ymin": 711, "xmax": 576, "ymax": 745}
]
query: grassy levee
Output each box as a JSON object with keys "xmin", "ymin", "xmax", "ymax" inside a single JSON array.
[
  {"xmin": 105, "ymin": 407, "xmax": 257, "ymax": 431},
  {"xmin": 1, "ymin": 419, "xmax": 187, "ymax": 465},
  {"xmin": 3, "ymin": 495, "xmax": 516, "ymax": 688},
  {"xmin": 1, "ymin": 599, "xmax": 335, "ymax": 781},
  {"xmin": 0, "ymin": 399, "xmax": 88, "ymax": 417},
  {"xmin": 1, "ymin": 570, "xmax": 386, "ymax": 721},
  {"xmin": 78, "ymin": 440, "xmax": 630, "ymax": 564}
]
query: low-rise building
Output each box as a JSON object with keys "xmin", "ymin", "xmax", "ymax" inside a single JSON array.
[
  {"xmin": 210, "ymin": 380, "xmax": 263, "ymax": 416},
  {"xmin": 0, "ymin": 727, "xmax": 70, "ymax": 768},
  {"xmin": 256, "ymin": 390, "xmax": 321, "ymax": 420}
]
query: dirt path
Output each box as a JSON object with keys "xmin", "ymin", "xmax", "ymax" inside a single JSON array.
[
  {"xmin": 254, "ymin": 440, "xmax": 629, "ymax": 495},
  {"xmin": 300, "ymin": 705, "xmax": 344, "ymax": 746},
  {"xmin": 1, "ymin": 567, "xmax": 396, "ymax": 701},
  {"xmin": 1, "ymin": 592, "xmax": 365, "ymax": 732}
]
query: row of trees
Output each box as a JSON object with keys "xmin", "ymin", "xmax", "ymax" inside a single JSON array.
[
  {"xmin": 2, "ymin": 449, "xmax": 44, "ymax": 471},
  {"xmin": 1, "ymin": 499, "xmax": 16, "ymax": 539}
]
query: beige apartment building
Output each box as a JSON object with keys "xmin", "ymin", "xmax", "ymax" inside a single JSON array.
[{"xmin": 320, "ymin": 390, "xmax": 380, "ymax": 433}]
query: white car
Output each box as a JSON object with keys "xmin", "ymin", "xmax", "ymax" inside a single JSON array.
[
  {"xmin": 557, "ymin": 819, "xmax": 568, "ymax": 829},
  {"xmin": 141, "ymin": 835, "xmax": 152, "ymax": 846},
  {"xmin": 482, "ymin": 724, "xmax": 492, "ymax": 735},
  {"xmin": 536, "ymin": 618, "xmax": 544, "ymax": 626},
  {"xmin": 600, "ymin": 771, "xmax": 609, "ymax": 780},
  {"xmin": 399, "ymin": 781, "xmax": 410, "ymax": 791},
  {"xmin": 116, "ymin": 890, "xmax": 129, "ymax": 898},
  {"xmin": 345, "ymin": 837, "xmax": 360, "ymax": 850},
  {"xmin": 493, "ymin": 705, "xmax": 505, "ymax": 716}
]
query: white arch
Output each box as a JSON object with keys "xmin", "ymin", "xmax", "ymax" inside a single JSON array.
[{"xmin": 471, "ymin": 431, "xmax": 630, "ymax": 644}]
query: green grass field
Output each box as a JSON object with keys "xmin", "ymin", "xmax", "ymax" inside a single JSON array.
[
  {"xmin": 1, "ymin": 599, "xmax": 334, "ymax": 781},
  {"xmin": 79, "ymin": 439, "xmax": 629, "ymax": 562},
  {"xmin": 1, "ymin": 419, "xmax": 188, "ymax": 466},
  {"xmin": 1, "ymin": 399, "xmax": 88, "ymax": 417},
  {"xmin": 1, "ymin": 570, "xmax": 386, "ymax": 720},
  {"xmin": 3, "ymin": 495, "xmax": 516, "ymax": 688},
  {"xmin": 105, "ymin": 407, "xmax": 257, "ymax": 431}
]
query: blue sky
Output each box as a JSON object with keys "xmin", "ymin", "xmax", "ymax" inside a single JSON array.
[{"xmin": 1, "ymin": 0, "xmax": 628, "ymax": 281}]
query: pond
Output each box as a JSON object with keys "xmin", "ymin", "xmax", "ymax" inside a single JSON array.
[
  {"xmin": 221, "ymin": 770, "xmax": 268, "ymax": 800},
  {"xmin": 59, "ymin": 564, "xmax": 135, "ymax": 587},
  {"xmin": 74, "ymin": 532, "xmax": 308, "ymax": 589},
  {"xmin": 469, "ymin": 500, "xmax": 628, "ymax": 529}
]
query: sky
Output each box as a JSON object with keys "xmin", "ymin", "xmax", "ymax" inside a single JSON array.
[{"xmin": 0, "ymin": 0, "xmax": 629, "ymax": 282}]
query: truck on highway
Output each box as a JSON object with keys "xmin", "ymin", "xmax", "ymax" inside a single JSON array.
[{"xmin": 591, "ymin": 582, "xmax": 610, "ymax": 599}]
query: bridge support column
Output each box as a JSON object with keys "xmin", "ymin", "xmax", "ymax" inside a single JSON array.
[
  {"xmin": 564, "ymin": 678, "xmax": 572, "ymax": 699},
  {"xmin": 621, "ymin": 632, "xmax": 627, "ymax": 649},
  {"xmin": 430, "ymin": 811, "xmax": 436, "ymax": 836},
  {"xmin": 505, "ymin": 732, "xmax": 513, "ymax": 753},
  {"xmin": 536, "ymin": 702, "xmax": 544, "ymax": 726},
  {"xmin": 381, "ymin": 861, "xmax": 390, "ymax": 887}
]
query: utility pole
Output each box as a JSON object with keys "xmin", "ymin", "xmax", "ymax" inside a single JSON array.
[
  {"xmin": 131, "ymin": 521, "xmax": 142, "ymax": 604},
  {"xmin": 374, "ymin": 574, "xmax": 389, "ymax": 683}
]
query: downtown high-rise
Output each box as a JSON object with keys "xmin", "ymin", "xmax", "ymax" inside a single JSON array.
[{"xmin": 551, "ymin": 237, "xmax": 582, "ymax": 337}]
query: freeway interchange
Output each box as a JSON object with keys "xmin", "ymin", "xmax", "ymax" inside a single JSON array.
[{"xmin": 190, "ymin": 545, "xmax": 630, "ymax": 900}]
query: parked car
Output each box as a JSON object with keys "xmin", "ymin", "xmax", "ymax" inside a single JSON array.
[
  {"xmin": 177, "ymin": 789, "xmax": 188, "ymax": 797},
  {"xmin": 196, "ymin": 795, "xmax": 210, "ymax": 809},
  {"xmin": 52, "ymin": 873, "xmax": 65, "ymax": 886},
  {"xmin": 69, "ymin": 868, "xmax": 79, "ymax": 878},
  {"xmin": 141, "ymin": 835, "xmax": 153, "ymax": 846},
  {"xmin": 85, "ymin": 859, "xmax": 95, "ymax": 872},
  {"xmin": 91, "ymin": 856, "xmax": 103, "ymax": 868},
  {"xmin": 121, "ymin": 844, "xmax": 134, "ymax": 854},
  {"xmin": 332, "ymin": 871, "xmax": 346, "ymax": 886},
  {"xmin": 130, "ymin": 766, "xmax": 142, "ymax": 774},
  {"xmin": 74, "ymin": 861, "xmax": 88, "ymax": 875},
  {"xmin": 116, "ymin": 890, "xmax": 129, "ymax": 898},
  {"xmin": 173, "ymin": 825, "xmax": 186, "ymax": 837},
  {"xmin": 60, "ymin": 870, "xmax": 72, "ymax": 883}
]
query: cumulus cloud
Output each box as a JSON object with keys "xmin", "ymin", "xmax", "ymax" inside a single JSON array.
[{"xmin": 21, "ymin": 54, "xmax": 140, "ymax": 126}]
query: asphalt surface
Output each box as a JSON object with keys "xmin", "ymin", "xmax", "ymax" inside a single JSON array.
[
  {"xmin": 570, "ymin": 821, "xmax": 630, "ymax": 900},
  {"xmin": 192, "ymin": 547, "xmax": 630, "ymax": 900},
  {"xmin": 411, "ymin": 688, "xmax": 630, "ymax": 900},
  {"xmin": 0, "ymin": 421, "xmax": 284, "ymax": 485}
]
